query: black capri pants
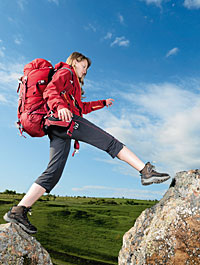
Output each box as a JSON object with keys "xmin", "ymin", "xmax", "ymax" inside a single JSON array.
[{"xmin": 35, "ymin": 114, "xmax": 124, "ymax": 193}]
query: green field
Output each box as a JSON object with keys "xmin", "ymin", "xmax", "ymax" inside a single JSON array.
[{"xmin": 0, "ymin": 192, "xmax": 157, "ymax": 265}]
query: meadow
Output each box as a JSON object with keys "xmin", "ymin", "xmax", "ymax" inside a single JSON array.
[{"xmin": 0, "ymin": 192, "xmax": 157, "ymax": 265}]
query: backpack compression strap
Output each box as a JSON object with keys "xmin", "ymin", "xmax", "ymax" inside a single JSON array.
[{"xmin": 21, "ymin": 76, "xmax": 28, "ymax": 112}]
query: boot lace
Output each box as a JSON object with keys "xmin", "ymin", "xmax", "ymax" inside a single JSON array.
[
  {"xmin": 23, "ymin": 207, "xmax": 32, "ymax": 224},
  {"xmin": 147, "ymin": 162, "xmax": 155, "ymax": 172}
]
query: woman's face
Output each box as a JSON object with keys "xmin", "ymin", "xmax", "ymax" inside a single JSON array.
[{"xmin": 74, "ymin": 59, "xmax": 88, "ymax": 79}]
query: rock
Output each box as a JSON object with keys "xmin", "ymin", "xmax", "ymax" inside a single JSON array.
[
  {"xmin": 0, "ymin": 222, "xmax": 53, "ymax": 265},
  {"xmin": 118, "ymin": 169, "xmax": 200, "ymax": 265}
]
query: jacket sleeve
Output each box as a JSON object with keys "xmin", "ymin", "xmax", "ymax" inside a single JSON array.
[
  {"xmin": 81, "ymin": 100, "xmax": 106, "ymax": 114},
  {"xmin": 43, "ymin": 70, "xmax": 73, "ymax": 112}
]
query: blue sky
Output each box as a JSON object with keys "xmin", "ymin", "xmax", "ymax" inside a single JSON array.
[{"xmin": 1, "ymin": 0, "xmax": 200, "ymax": 200}]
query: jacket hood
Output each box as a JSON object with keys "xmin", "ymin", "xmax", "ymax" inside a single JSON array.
[{"xmin": 54, "ymin": 62, "xmax": 71, "ymax": 70}]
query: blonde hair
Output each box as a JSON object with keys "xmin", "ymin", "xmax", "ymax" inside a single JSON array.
[
  {"xmin": 66, "ymin": 52, "xmax": 91, "ymax": 97},
  {"xmin": 66, "ymin": 52, "xmax": 91, "ymax": 70},
  {"xmin": 79, "ymin": 76, "xmax": 85, "ymax": 97}
]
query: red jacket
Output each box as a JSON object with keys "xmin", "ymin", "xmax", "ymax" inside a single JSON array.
[{"xmin": 43, "ymin": 62, "xmax": 106, "ymax": 117}]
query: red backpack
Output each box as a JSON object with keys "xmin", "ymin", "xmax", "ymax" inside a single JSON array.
[
  {"xmin": 17, "ymin": 58, "xmax": 80, "ymax": 155},
  {"xmin": 17, "ymin": 58, "xmax": 76, "ymax": 137},
  {"xmin": 17, "ymin": 58, "xmax": 54, "ymax": 137}
]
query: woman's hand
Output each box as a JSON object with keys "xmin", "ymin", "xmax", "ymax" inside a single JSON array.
[
  {"xmin": 106, "ymin": 98, "xmax": 114, "ymax": 107},
  {"xmin": 58, "ymin": 108, "xmax": 73, "ymax": 122}
]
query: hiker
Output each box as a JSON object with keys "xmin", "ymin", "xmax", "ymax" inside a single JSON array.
[{"xmin": 4, "ymin": 52, "xmax": 170, "ymax": 234}]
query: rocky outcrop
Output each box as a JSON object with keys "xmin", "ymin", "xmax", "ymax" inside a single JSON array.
[
  {"xmin": 0, "ymin": 223, "xmax": 53, "ymax": 264},
  {"xmin": 118, "ymin": 170, "xmax": 200, "ymax": 265}
]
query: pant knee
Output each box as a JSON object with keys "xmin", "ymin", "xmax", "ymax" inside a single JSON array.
[{"xmin": 106, "ymin": 138, "xmax": 124, "ymax": 158}]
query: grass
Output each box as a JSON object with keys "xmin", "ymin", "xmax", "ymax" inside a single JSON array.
[{"xmin": 0, "ymin": 193, "xmax": 157, "ymax": 265}]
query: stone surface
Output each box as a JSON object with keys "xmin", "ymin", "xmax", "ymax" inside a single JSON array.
[
  {"xmin": 0, "ymin": 222, "xmax": 53, "ymax": 265},
  {"xmin": 118, "ymin": 169, "xmax": 200, "ymax": 265}
]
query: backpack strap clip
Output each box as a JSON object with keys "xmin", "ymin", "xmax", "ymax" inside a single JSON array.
[
  {"xmin": 21, "ymin": 76, "xmax": 28, "ymax": 112},
  {"xmin": 15, "ymin": 121, "xmax": 26, "ymax": 138}
]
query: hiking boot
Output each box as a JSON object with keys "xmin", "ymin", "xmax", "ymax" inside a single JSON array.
[
  {"xmin": 140, "ymin": 162, "xmax": 170, "ymax": 186},
  {"xmin": 3, "ymin": 205, "xmax": 37, "ymax": 234}
]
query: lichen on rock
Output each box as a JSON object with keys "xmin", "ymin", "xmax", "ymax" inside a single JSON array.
[
  {"xmin": 118, "ymin": 169, "xmax": 200, "ymax": 265},
  {"xmin": 0, "ymin": 222, "xmax": 53, "ymax": 265}
]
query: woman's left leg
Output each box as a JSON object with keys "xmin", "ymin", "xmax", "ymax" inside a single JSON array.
[
  {"xmin": 71, "ymin": 115, "xmax": 145, "ymax": 170},
  {"xmin": 18, "ymin": 131, "xmax": 72, "ymax": 208},
  {"xmin": 116, "ymin": 146, "xmax": 144, "ymax": 171},
  {"xmin": 71, "ymin": 115, "xmax": 170, "ymax": 185},
  {"xmin": 18, "ymin": 183, "xmax": 46, "ymax": 208},
  {"xmin": 3, "ymin": 129, "xmax": 71, "ymax": 234}
]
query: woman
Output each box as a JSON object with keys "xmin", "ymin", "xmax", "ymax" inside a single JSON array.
[{"xmin": 4, "ymin": 52, "xmax": 170, "ymax": 234}]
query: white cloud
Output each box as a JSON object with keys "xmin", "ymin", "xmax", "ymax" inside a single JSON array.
[
  {"xmin": 104, "ymin": 32, "xmax": 112, "ymax": 40},
  {"xmin": 141, "ymin": 0, "xmax": 164, "ymax": 7},
  {"xmin": 84, "ymin": 23, "xmax": 97, "ymax": 32},
  {"xmin": 17, "ymin": 0, "xmax": 27, "ymax": 10},
  {"xmin": 14, "ymin": 36, "xmax": 23, "ymax": 45},
  {"xmin": 48, "ymin": 0, "xmax": 59, "ymax": 5},
  {"xmin": 110, "ymin": 36, "xmax": 130, "ymax": 47},
  {"xmin": 0, "ymin": 58, "xmax": 25, "ymax": 107},
  {"xmin": 72, "ymin": 185, "xmax": 166, "ymax": 199},
  {"xmin": 184, "ymin": 0, "xmax": 200, "ymax": 9},
  {"xmin": 0, "ymin": 94, "xmax": 8, "ymax": 103},
  {"xmin": 87, "ymin": 79, "xmax": 200, "ymax": 178},
  {"xmin": 166, "ymin": 47, "xmax": 179, "ymax": 58},
  {"xmin": 0, "ymin": 47, "xmax": 5, "ymax": 57},
  {"xmin": 118, "ymin": 13, "xmax": 124, "ymax": 24},
  {"xmin": 0, "ymin": 70, "xmax": 21, "ymax": 85}
]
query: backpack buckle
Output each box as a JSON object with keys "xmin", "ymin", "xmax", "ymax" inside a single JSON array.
[{"xmin": 38, "ymin": 80, "xmax": 46, "ymax": 85}]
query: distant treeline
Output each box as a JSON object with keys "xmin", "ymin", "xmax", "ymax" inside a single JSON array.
[
  {"xmin": 0, "ymin": 190, "xmax": 159, "ymax": 203},
  {"xmin": 0, "ymin": 189, "xmax": 17, "ymax": 195}
]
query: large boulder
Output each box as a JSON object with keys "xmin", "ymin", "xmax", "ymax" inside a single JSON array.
[
  {"xmin": 118, "ymin": 169, "xmax": 200, "ymax": 265},
  {"xmin": 0, "ymin": 222, "xmax": 53, "ymax": 264}
]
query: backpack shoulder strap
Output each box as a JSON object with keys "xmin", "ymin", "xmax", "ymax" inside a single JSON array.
[
  {"xmin": 55, "ymin": 67, "xmax": 74, "ymax": 84},
  {"xmin": 60, "ymin": 67, "xmax": 73, "ymax": 77}
]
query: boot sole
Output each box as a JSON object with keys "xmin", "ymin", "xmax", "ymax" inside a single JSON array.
[
  {"xmin": 3, "ymin": 213, "xmax": 37, "ymax": 234},
  {"xmin": 142, "ymin": 176, "xmax": 170, "ymax": 186}
]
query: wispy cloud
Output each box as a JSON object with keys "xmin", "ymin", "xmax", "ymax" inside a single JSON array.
[
  {"xmin": 87, "ymin": 79, "xmax": 200, "ymax": 178},
  {"xmin": 104, "ymin": 32, "xmax": 112, "ymax": 40},
  {"xmin": 141, "ymin": 0, "xmax": 164, "ymax": 7},
  {"xmin": 104, "ymin": 33, "xmax": 130, "ymax": 48},
  {"xmin": 48, "ymin": 0, "xmax": 59, "ymax": 5},
  {"xmin": 0, "ymin": 40, "xmax": 6, "ymax": 57},
  {"xmin": 14, "ymin": 35, "xmax": 23, "ymax": 45},
  {"xmin": 0, "ymin": 55, "xmax": 25, "ymax": 107},
  {"xmin": 17, "ymin": 0, "xmax": 27, "ymax": 11},
  {"xmin": 183, "ymin": 0, "xmax": 200, "ymax": 9},
  {"xmin": 110, "ymin": 36, "xmax": 130, "ymax": 47},
  {"xmin": 0, "ymin": 94, "xmax": 8, "ymax": 104},
  {"xmin": 84, "ymin": 23, "xmax": 97, "ymax": 32},
  {"xmin": 0, "ymin": 47, "xmax": 5, "ymax": 57},
  {"xmin": 143, "ymin": 0, "xmax": 200, "ymax": 9},
  {"xmin": 166, "ymin": 47, "xmax": 179, "ymax": 58},
  {"xmin": 0, "ymin": 69, "xmax": 21, "ymax": 86},
  {"xmin": 118, "ymin": 13, "xmax": 124, "ymax": 24},
  {"xmin": 72, "ymin": 185, "xmax": 166, "ymax": 199}
]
